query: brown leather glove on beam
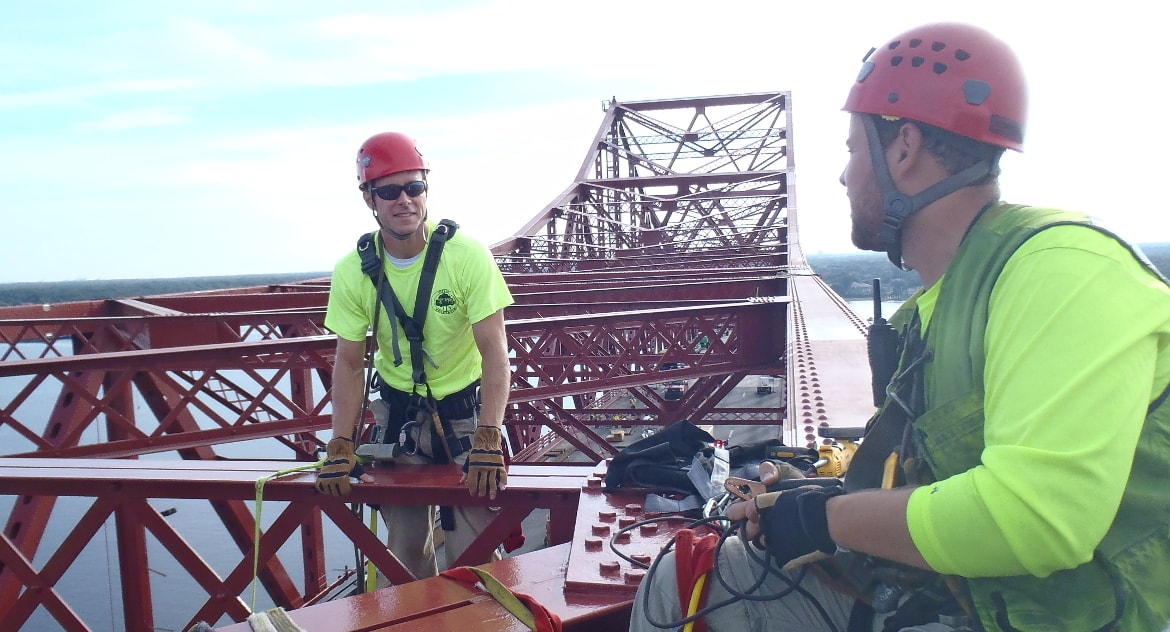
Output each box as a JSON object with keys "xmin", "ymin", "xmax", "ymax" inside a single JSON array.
[
  {"xmin": 462, "ymin": 426, "xmax": 508, "ymax": 499},
  {"xmin": 316, "ymin": 437, "xmax": 363, "ymax": 496}
]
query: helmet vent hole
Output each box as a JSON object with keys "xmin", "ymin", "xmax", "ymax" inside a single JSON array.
[
  {"xmin": 857, "ymin": 61, "xmax": 876, "ymax": 81},
  {"xmin": 933, "ymin": 62, "xmax": 948, "ymax": 75},
  {"xmin": 909, "ymin": 38, "xmax": 923, "ymax": 48},
  {"xmin": 890, "ymin": 55, "xmax": 904, "ymax": 67},
  {"xmin": 932, "ymin": 41, "xmax": 945, "ymax": 52},
  {"xmin": 911, "ymin": 56, "xmax": 925, "ymax": 68},
  {"xmin": 955, "ymin": 49, "xmax": 971, "ymax": 62},
  {"xmin": 888, "ymin": 40, "xmax": 901, "ymax": 50},
  {"xmin": 887, "ymin": 92, "xmax": 899, "ymax": 104},
  {"xmin": 963, "ymin": 80, "xmax": 992, "ymax": 105}
]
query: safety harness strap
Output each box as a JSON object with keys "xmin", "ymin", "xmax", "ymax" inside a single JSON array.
[
  {"xmin": 356, "ymin": 221, "xmax": 468, "ymax": 523},
  {"xmin": 440, "ymin": 566, "xmax": 563, "ymax": 632},
  {"xmin": 673, "ymin": 528, "xmax": 718, "ymax": 632},
  {"xmin": 357, "ymin": 219, "xmax": 459, "ymax": 386}
]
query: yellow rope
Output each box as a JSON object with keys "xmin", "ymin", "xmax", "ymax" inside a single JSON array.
[
  {"xmin": 366, "ymin": 508, "xmax": 379, "ymax": 593},
  {"xmin": 251, "ymin": 460, "xmax": 324, "ymax": 612}
]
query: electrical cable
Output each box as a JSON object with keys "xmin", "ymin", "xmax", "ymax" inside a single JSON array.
[{"xmin": 633, "ymin": 508, "xmax": 841, "ymax": 632}]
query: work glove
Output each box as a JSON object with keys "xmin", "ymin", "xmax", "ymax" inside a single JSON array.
[
  {"xmin": 316, "ymin": 437, "xmax": 363, "ymax": 496},
  {"xmin": 462, "ymin": 426, "xmax": 508, "ymax": 499},
  {"xmin": 751, "ymin": 480, "xmax": 846, "ymax": 568}
]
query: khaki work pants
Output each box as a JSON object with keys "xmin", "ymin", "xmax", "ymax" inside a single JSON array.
[{"xmin": 371, "ymin": 401, "xmax": 501, "ymax": 581}]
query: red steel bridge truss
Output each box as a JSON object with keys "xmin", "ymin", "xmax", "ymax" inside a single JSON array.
[{"xmin": 0, "ymin": 92, "xmax": 874, "ymax": 630}]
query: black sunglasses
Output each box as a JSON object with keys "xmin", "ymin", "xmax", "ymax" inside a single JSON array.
[{"xmin": 370, "ymin": 180, "xmax": 427, "ymax": 200}]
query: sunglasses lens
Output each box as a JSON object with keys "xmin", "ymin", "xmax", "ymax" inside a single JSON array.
[
  {"xmin": 373, "ymin": 181, "xmax": 426, "ymax": 200},
  {"xmin": 374, "ymin": 184, "xmax": 402, "ymax": 200}
]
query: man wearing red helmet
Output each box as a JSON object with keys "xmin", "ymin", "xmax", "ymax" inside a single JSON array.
[
  {"xmin": 630, "ymin": 23, "xmax": 1170, "ymax": 631},
  {"xmin": 316, "ymin": 131, "xmax": 515, "ymax": 580}
]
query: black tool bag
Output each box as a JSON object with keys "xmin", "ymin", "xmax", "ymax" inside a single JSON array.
[
  {"xmin": 604, "ymin": 420, "xmax": 714, "ymax": 496},
  {"xmin": 709, "ymin": 438, "xmax": 821, "ymax": 480}
]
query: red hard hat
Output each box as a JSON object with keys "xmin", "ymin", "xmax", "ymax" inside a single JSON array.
[
  {"xmin": 842, "ymin": 23, "xmax": 1026, "ymax": 151},
  {"xmin": 355, "ymin": 132, "xmax": 428, "ymax": 190}
]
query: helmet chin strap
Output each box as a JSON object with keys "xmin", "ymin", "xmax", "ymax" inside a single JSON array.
[{"xmin": 862, "ymin": 116, "xmax": 995, "ymax": 270}]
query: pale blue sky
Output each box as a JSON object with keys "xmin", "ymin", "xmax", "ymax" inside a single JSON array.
[{"xmin": 1, "ymin": 1, "xmax": 1164, "ymax": 282}]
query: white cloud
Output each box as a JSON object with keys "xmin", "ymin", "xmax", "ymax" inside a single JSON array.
[
  {"xmin": 0, "ymin": 79, "xmax": 201, "ymax": 109},
  {"xmin": 0, "ymin": 0, "xmax": 1167, "ymax": 282},
  {"xmin": 75, "ymin": 106, "xmax": 193, "ymax": 132}
]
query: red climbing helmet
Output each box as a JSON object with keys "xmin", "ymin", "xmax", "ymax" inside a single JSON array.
[
  {"xmin": 842, "ymin": 22, "xmax": 1027, "ymax": 151},
  {"xmin": 355, "ymin": 132, "xmax": 428, "ymax": 190}
]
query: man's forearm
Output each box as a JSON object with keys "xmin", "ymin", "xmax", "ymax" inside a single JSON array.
[
  {"xmin": 826, "ymin": 487, "xmax": 932, "ymax": 570},
  {"xmin": 472, "ymin": 310, "xmax": 510, "ymax": 429},
  {"xmin": 331, "ymin": 357, "xmax": 365, "ymax": 440},
  {"xmin": 478, "ymin": 352, "xmax": 509, "ymax": 427}
]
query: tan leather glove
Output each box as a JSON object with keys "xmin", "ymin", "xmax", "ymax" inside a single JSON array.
[
  {"xmin": 462, "ymin": 426, "xmax": 508, "ymax": 498},
  {"xmin": 751, "ymin": 479, "xmax": 845, "ymax": 568},
  {"xmin": 316, "ymin": 437, "xmax": 360, "ymax": 496}
]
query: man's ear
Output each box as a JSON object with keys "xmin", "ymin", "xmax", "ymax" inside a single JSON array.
[
  {"xmin": 363, "ymin": 190, "xmax": 376, "ymax": 210},
  {"xmin": 889, "ymin": 122, "xmax": 927, "ymax": 178}
]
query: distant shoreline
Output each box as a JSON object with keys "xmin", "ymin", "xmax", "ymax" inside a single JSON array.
[
  {"xmin": 811, "ymin": 242, "xmax": 1170, "ymax": 302},
  {"xmin": 0, "ymin": 272, "xmax": 330, "ymax": 307},
  {"xmin": 3, "ymin": 241, "xmax": 1168, "ymax": 308}
]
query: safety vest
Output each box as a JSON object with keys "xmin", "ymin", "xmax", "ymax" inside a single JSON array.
[{"xmin": 886, "ymin": 203, "xmax": 1170, "ymax": 631}]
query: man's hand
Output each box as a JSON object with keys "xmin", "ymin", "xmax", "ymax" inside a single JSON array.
[
  {"xmin": 461, "ymin": 426, "xmax": 508, "ymax": 500},
  {"xmin": 726, "ymin": 459, "xmax": 782, "ymax": 540},
  {"xmin": 316, "ymin": 437, "xmax": 367, "ymax": 496},
  {"xmin": 731, "ymin": 481, "xmax": 845, "ymax": 568}
]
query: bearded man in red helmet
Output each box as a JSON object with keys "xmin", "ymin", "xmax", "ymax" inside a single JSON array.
[
  {"xmin": 629, "ymin": 22, "xmax": 1170, "ymax": 632},
  {"xmin": 315, "ymin": 131, "xmax": 515, "ymax": 580}
]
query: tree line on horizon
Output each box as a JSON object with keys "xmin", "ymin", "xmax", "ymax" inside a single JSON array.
[
  {"xmin": 2, "ymin": 243, "xmax": 1169, "ymax": 308},
  {"xmin": 0, "ymin": 272, "xmax": 329, "ymax": 308},
  {"xmin": 812, "ymin": 242, "xmax": 1170, "ymax": 301}
]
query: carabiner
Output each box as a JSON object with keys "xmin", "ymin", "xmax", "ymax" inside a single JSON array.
[{"xmin": 398, "ymin": 419, "xmax": 422, "ymax": 456}]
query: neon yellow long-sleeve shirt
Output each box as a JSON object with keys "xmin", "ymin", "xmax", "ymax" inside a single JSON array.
[{"xmin": 906, "ymin": 225, "xmax": 1170, "ymax": 578}]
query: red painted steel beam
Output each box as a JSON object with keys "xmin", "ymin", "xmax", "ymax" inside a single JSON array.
[
  {"xmin": 0, "ymin": 91, "xmax": 844, "ymax": 630},
  {"xmin": 214, "ymin": 543, "xmax": 634, "ymax": 632},
  {"xmin": 210, "ymin": 463, "xmax": 697, "ymax": 632},
  {"xmin": 0, "ymin": 459, "xmax": 591, "ymax": 630},
  {"xmin": 784, "ymin": 273, "xmax": 874, "ymax": 449},
  {"xmin": 506, "ymin": 265, "xmax": 784, "ymax": 286}
]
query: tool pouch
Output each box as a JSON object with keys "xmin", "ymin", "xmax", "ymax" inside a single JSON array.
[
  {"xmin": 357, "ymin": 396, "xmax": 413, "ymax": 462},
  {"xmin": 355, "ymin": 441, "xmax": 403, "ymax": 462}
]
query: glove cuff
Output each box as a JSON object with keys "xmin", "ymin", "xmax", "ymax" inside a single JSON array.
[
  {"xmin": 796, "ymin": 487, "xmax": 844, "ymax": 554},
  {"xmin": 756, "ymin": 485, "xmax": 846, "ymax": 560},
  {"xmin": 471, "ymin": 425, "xmax": 504, "ymax": 450},
  {"xmin": 326, "ymin": 436, "xmax": 356, "ymax": 457}
]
